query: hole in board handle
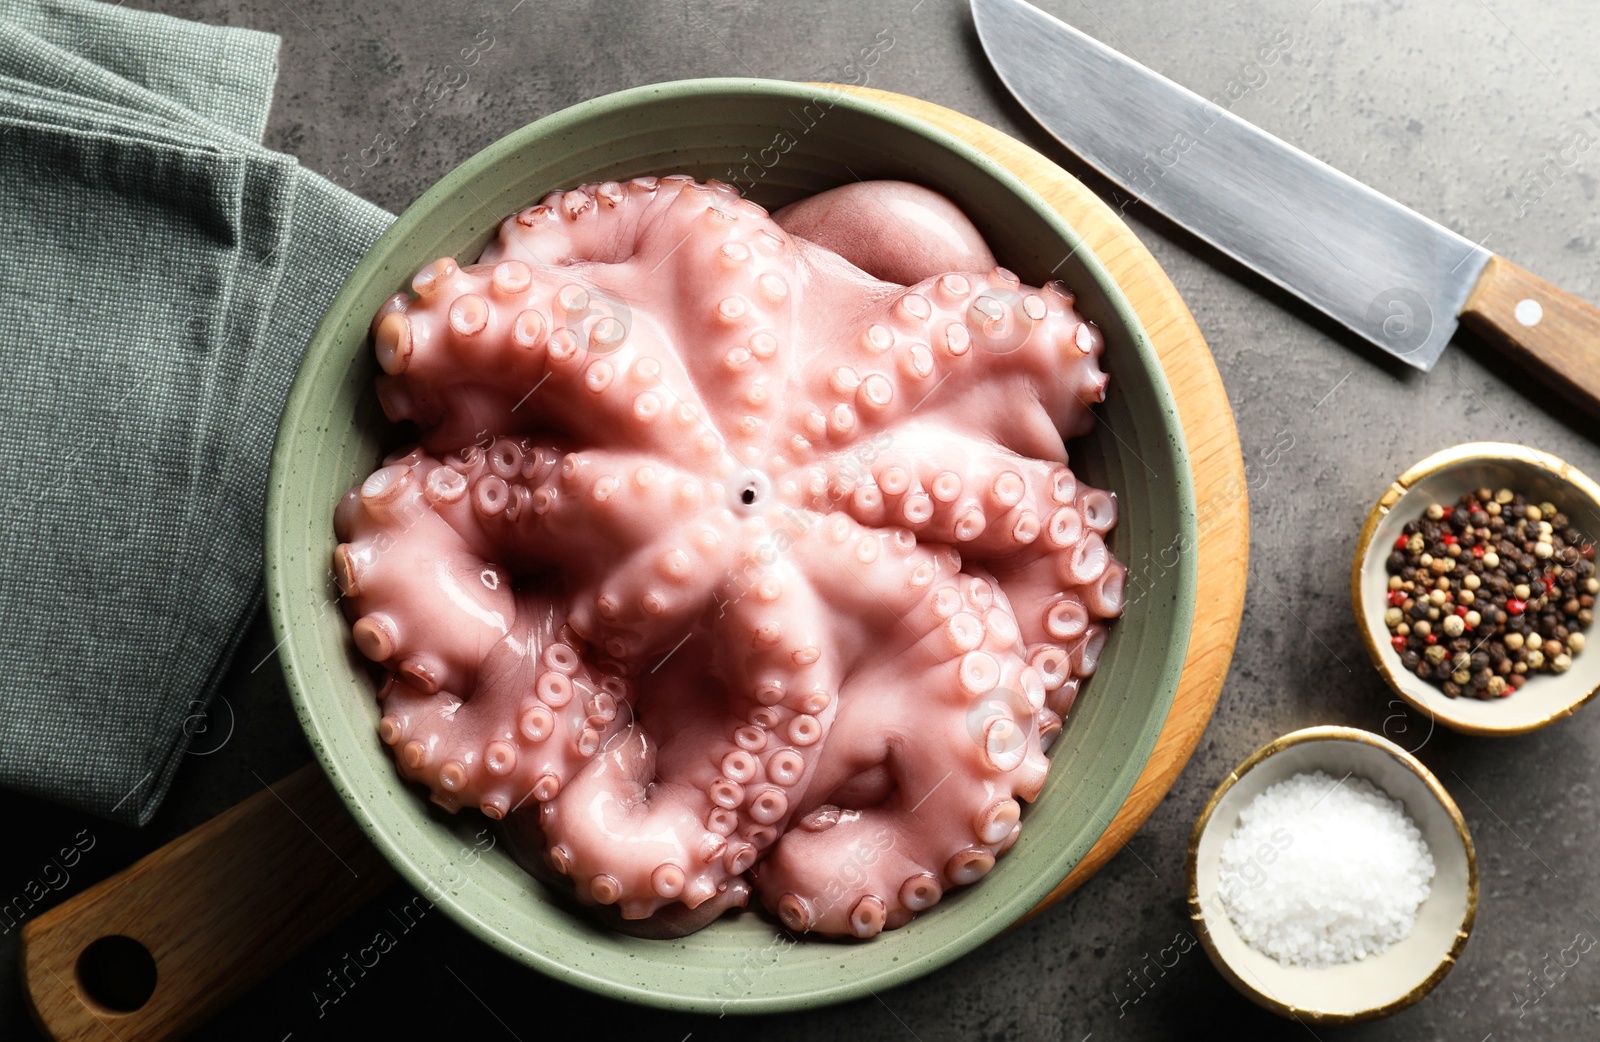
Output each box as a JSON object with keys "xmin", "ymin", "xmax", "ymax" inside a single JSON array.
[{"xmin": 76, "ymin": 935, "xmax": 158, "ymax": 1013}]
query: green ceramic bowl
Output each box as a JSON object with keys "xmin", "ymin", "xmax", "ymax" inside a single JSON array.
[{"xmin": 265, "ymin": 78, "xmax": 1196, "ymax": 1013}]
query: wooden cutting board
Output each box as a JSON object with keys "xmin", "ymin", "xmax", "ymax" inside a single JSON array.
[
  {"xmin": 20, "ymin": 88, "xmax": 1247, "ymax": 1042},
  {"xmin": 833, "ymin": 86, "xmax": 1249, "ymax": 912}
]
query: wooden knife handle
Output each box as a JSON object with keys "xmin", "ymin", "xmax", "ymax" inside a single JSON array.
[
  {"xmin": 20, "ymin": 766, "xmax": 394, "ymax": 1042},
  {"xmin": 1461, "ymin": 254, "xmax": 1600, "ymax": 413}
]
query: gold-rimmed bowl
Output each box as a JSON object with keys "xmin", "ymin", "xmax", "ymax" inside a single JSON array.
[
  {"xmin": 1351, "ymin": 442, "xmax": 1600, "ymax": 735},
  {"xmin": 1186, "ymin": 726, "xmax": 1477, "ymax": 1024}
]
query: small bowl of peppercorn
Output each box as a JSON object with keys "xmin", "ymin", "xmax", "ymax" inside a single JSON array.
[{"xmin": 1352, "ymin": 442, "xmax": 1600, "ymax": 735}]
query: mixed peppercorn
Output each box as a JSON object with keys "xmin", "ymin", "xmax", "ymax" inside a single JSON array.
[{"xmin": 1383, "ymin": 488, "xmax": 1596, "ymax": 699}]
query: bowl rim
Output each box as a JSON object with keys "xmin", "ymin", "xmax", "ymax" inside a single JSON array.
[
  {"xmin": 1349, "ymin": 441, "xmax": 1600, "ymax": 736},
  {"xmin": 1184, "ymin": 724, "xmax": 1478, "ymax": 1024},
  {"xmin": 265, "ymin": 76, "xmax": 1198, "ymax": 1012}
]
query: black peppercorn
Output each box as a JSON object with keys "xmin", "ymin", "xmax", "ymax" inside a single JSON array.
[{"xmin": 1380, "ymin": 486, "xmax": 1594, "ymax": 701}]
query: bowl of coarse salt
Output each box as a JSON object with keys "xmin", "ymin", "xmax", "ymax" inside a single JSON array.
[{"xmin": 1186, "ymin": 725, "xmax": 1477, "ymax": 1023}]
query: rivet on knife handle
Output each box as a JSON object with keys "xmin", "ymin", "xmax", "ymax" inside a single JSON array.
[
  {"xmin": 1461, "ymin": 255, "xmax": 1600, "ymax": 416},
  {"xmin": 20, "ymin": 766, "xmax": 394, "ymax": 1042}
]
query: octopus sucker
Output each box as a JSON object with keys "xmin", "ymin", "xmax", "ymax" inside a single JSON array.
[{"xmin": 338, "ymin": 176, "xmax": 1123, "ymax": 938}]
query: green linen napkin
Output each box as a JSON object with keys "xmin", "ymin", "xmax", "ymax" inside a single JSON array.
[{"xmin": 0, "ymin": 0, "xmax": 393, "ymax": 824}]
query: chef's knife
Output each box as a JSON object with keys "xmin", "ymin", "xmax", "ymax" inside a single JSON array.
[{"xmin": 972, "ymin": 0, "xmax": 1600, "ymax": 412}]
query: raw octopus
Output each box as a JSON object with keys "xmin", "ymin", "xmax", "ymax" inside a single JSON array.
[{"xmin": 332, "ymin": 175, "xmax": 1125, "ymax": 938}]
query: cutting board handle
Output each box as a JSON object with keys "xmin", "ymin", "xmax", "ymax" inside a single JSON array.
[
  {"xmin": 1462, "ymin": 255, "xmax": 1600, "ymax": 415},
  {"xmin": 20, "ymin": 766, "xmax": 393, "ymax": 1042}
]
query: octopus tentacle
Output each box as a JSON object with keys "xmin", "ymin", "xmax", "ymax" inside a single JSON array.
[
  {"xmin": 703, "ymin": 559, "xmax": 845, "ymax": 857},
  {"xmin": 755, "ymin": 570, "xmax": 1047, "ymax": 936},
  {"xmin": 782, "ymin": 270, "xmax": 1106, "ymax": 461},
  {"xmin": 987, "ymin": 533, "xmax": 1127, "ymax": 648},
  {"xmin": 481, "ymin": 176, "xmax": 744, "ymax": 268},
  {"xmin": 334, "ymin": 457, "xmax": 514, "ymax": 696},
  {"xmin": 376, "ymin": 597, "xmax": 624, "ymax": 817},
  {"xmin": 372, "ymin": 262, "xmax": 724, "ymax": 466},
  {"xmin": 539, "ymin": 722, "xmax": 738, "ymax": 919},
  {"xmin": 564, "ymin": 525, "xmax": 732, "ymax": 661},
  {"xmin": 536, "ymin": 575, "xmax": 839, "ymax": 922},
  {"xmin": 486, "ymin": 176, "xmax": 809, "ymax": 460},
  {"xmin": 784, "ymin": 511, "xmax": 958, "ymax": 643},
  {"xmin": 810, "ymin": 424, "xmax": 1106, "ymax": 561}
]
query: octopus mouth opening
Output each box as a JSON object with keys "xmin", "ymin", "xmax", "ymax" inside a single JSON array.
[{"xmin": 730, "ymin": 469, "xmax": 772, "ymax": 514}]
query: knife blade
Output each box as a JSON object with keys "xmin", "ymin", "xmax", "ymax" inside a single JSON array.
[{"xmin": 973, "ymin": 0, "xmax": 1600, "ymax": 409}]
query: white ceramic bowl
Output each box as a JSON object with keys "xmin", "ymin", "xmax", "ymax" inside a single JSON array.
[
  {"xmin": 1351, "ymin": 442, "xmax": 1600, "ymax": 735},
  {"xmin": 1186, "ymin": 726, "xmax": 1476, "ymax": 1023}
]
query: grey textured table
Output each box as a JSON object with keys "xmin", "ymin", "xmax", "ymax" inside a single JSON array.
[{"xmin": 3, "ymin": 1, "xmax": 1598, "ymax": 1039}]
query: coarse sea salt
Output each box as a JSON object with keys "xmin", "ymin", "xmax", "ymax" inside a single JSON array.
[{"xmin": 1217, "ymin": 769, "xmax": 1435, "ymax": 968}]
